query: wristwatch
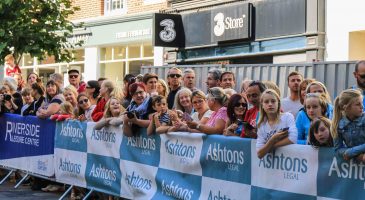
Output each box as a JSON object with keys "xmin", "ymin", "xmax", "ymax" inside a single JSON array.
[{"xmin": 196, "ymin": 124, "xmax": 201, "ymax": 130}]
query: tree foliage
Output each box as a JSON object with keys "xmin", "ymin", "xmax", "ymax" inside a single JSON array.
[{"xmin": 0, "ymin": 0, "xmax": 82, "ymax": 65}]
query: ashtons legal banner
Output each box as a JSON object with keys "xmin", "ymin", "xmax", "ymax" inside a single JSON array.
[{"xmin": 2, "ymin": 115, "xmax": 365, "ymax": 199}]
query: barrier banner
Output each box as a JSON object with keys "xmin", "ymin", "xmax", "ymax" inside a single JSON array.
[{"xmin": 0, "ymin": 114, "xmax": 55, "ymax": 176}]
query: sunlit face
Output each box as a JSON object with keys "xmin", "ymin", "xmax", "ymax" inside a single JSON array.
[
  {"xmin": 262, "ymin": 93, "xmax": 279, "ymax": 115},
  {"xmin": 206, "ymin": 73, "xmax": 220, "ymax": 88},
  {"xmin": 221, "ymin": 74, "xmax": 235, "ymax": 89},
  {"xmin": 305, "ymin": 97, "xmax": 323, "ymax": 120},
  {"xmin": 157, "ymin": 82, "xmax": 166, "ymax": 96},
  {"xmin": 68, "ymin": 72, "xmax": 80, "ymax": 86},
  {"xmin": 14, "ymin": 74, "xmax": 22, "ymax": 85},
  {"xmin": 234, "ymin": 98, "xmax": 248, "ymax": 117},
  {"xmin": 167, "ymin": 69, "xmax": 182, "ymax": 87},
  {"xmin": 23, "ymin": 94, "xmax": 34, "ymax": 105},
  {"xmin": 132, "ymin": 86, "xmax": 146, "ymax": 105},
  {"xmin": 85, "ymin": 85, "xmax": 95, "ymax": 98},
  {"xmin": 314, "ymin": 121, "xmax": 330, "ymax": 145},
  {"xmin": 183, "ymin": 73, "xmax": 195, "ymax": 89},
  {"xmin": 246, "ymin": 85, "xmax": 261, "ymax": 107},
  {"xmin": 27, "ymin": 74, "xmax": 37, "ymax": 85},
  {"xmin": 3, "ymin": 85, "xmax": 10, "ymax": 94},
  {"xmin": 153, "ymin": 98, "xmax": 167, "ymax": 113},
  {"xmin": 78, "ymin": 96, "xmax": 91, "ymax": 111},
  {"xmin": 345, "ymin": 96, "xmax": 364, "ymax": 120},
  {"xmin": 146, "ymin": 78, "xmax": 158, "ymax": 93},
  {"xmin": 288, "ymin": 75, "xmax": 302, "ymax": 92},
  {"xmin": 192, "ymin": 96, "xmax": 206, "ymax": 111},
  {"xmin": 179, "ymin": 92, "xmax": 191, "ymax": 107},
  {"xmin": 46, "ymin": 84, "xmax": 57, "ymax": 97},
  {"xmin": 64, "ymin": 90, "xmax": 77, "ymax": 105},
  {"xmin": 109, "ymin": 98, "xmax": 121, "ymax": 116},
  {"xmin": 309, "ymin": 84, "xmax": 325, "ymax": 94},
  {"xmin": 300, "ymin": 84, "xmax": 308, "ymax": 102},
  {"xmin": 100, "ymin": 83, "xmax": 108, "ymax": 97}
]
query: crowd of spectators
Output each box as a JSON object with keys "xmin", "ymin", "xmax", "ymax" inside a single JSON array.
[{"xmin": 2, "ymin": 53, "xmax": 365, "ymax": 198}]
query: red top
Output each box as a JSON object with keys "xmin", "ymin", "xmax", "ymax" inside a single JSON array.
[
  {"xmin": 77, "ymin": 82, "xmax": 86, "ymax": 94},
  {"xmin": 91, "ymin": 98, "xmax": 107, "ymax": 122},
  {"xmin": 241, "ymin": 106, "xmax": 259, "ymax": 138},
  {"xmin": 5, "ymin": 65, "xmax": 21, "ymax": 77}
]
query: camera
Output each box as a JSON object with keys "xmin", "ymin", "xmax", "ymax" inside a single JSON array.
[
  {"xmin": 4, "ymin": 94, "xmax": 11, "ymax": 101},
  {"xmin": 127, "ymin": 111, "xmax": 135, "ymax": 119}
]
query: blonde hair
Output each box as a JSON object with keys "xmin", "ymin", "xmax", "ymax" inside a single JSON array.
[
  {"xmin": 63, "ymin": 85, "xmax": 78, "ymax": 97},
  {"xmin": 306, "ymin": 81, "xmax": 331, "ymax": 103},
  {"xmin": 60, "ymin": 101, "xmax": 74, "ymax": 116},
  {"xmin": 174, "ymin": 88, "xmax": 192, "ymax": 111},
  {"xmin": 157, "ymin": 79, "xmax": 169, "ymax": 98},
  {"xmin": 207, "ymin": 87, "xmax": 228, "ymax": 106},
  {"xmin": 304, "ymin": 93, "xmax": 328, "ymax": 117},
  {"xmin": 4, "ymin": 54, "xmax": 14, "ymax": 61},
  {"xmin": 257, "ymin": 89, "xmax": 281, "ymax": 128},
  {"xmin": 263, "ymin": 81, "xmax": 281, "ymax": 97},
  {"xmin": 299, "ymin": 78, "xmax": 315, "ymax": 104},
  {"xmin": 104, "ymin": 97, "xmax": 125, "ymax": 118},
  {"xmin": 331, "ymin": 89, "xmax": 362, "ymax": 139}
]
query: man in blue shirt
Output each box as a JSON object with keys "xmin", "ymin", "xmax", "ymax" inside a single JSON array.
[{"xmin": 352, "ymin": 60, "xmax": 365, "ymax": 111}]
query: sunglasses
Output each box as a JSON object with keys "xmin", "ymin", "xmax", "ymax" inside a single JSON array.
[
  {"xmin": 235, "ymin": 102, "xmax": 247, "ymax": 108},
  {"xmin": 192, "ymin": 99, "xmax": 204, "ymax": 105},
  {"xmin": 168, "ymin": 74, "xmax": 181, "ymax": 78},
  {"xmin": 78, "ymin": 99, "xmax": 89, "ymax": 104},
  {"xmin": 69, "ymin": 74, "xmax": 78, "ymax": 79},
  {"xmin": 358, "ymin": 73, "xmax": 365, "ymax": 79},
  {"xmin": 86, "ymin": 86, "xmax": 93, "ymax": 89}
]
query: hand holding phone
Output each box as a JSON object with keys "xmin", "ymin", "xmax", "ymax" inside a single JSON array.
[{"xmin": 182, "ymin": 112, "xmax": 193, "ymax": 122}]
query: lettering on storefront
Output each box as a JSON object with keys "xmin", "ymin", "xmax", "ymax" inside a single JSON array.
[{"xmin": 116, "ymin": 29, "xmax": 152, "ymax": 39}]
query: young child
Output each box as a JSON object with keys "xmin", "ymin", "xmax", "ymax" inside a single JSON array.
[
  {"xmin": 147, "ymin": 95, "xmax": 179, "ymax": 135},
  {"xmin": 50, "ymin": 102, "xmax": 74, "ymax": 121},
  {"xmin": 297, "ymin": 93, "xmax": 329, "ymax": 144},
  {"xmin": 331, "ymin": 89, "xmax": 365, "ymax": 162},
  {"xmin": 20, "ymin": 88, "xmax": 34, "ymax": 115},
  {"xmin": 308, "ymin": 117, "xmax": 333, "ymax": 147},
  {"xmin": 256, "ymin": 89, "xmax": 298, "ymax": 159},
  {"xmin": 4, "ymin": 54, "xmax": 21, "ymax": 77}
]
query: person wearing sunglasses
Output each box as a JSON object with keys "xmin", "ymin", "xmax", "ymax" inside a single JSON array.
[
  {"xmin": 224, "ymin": 94, "xmax": 255, "ymax": 138},
  {"xmin": 167, "ymin": 67, "xmax": 182, "ymax": 109},
  {"xmin": 352, "ymin": 60, "xmax": 365, "ymax": 111},
  {"xmin": 85, "ymin": 80, "xmax": 100, "ymax": 106},
  {"xmin": 76, "ymin": 94, "xmax": 95, "ymax": 121},
  {"xmin": 68, "ymin": 69, "xmax": 86, "ymax": 94}
]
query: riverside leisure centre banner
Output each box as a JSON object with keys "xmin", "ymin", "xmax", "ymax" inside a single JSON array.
[{"xmin": 2, "ymin": 115, "xmax": 365, "ymax": 199}]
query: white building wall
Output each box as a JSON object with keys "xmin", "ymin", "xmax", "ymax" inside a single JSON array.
[{"xmin": 326, "ymin": 1, "xmax": 365, "ymax": 61}]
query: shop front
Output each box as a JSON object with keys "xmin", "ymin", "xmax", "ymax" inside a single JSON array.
[
  {"xmin": 19, "ymin": 13, "xmax": 161, "ymax": 85},
  {"xmin": 153, "ymin": 0, "xmax": 325, "ymax": 64}
]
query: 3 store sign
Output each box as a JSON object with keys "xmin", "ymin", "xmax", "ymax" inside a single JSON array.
[{"xmin": 213, "ymin": 13, "xmax": 247, "ymax": 37}]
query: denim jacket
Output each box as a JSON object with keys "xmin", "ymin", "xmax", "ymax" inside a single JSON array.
[{"xmin": 334, "ymin": 113, "xmax": 365, "ymax": 158}]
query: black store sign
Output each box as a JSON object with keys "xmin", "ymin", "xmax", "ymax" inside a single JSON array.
[
  {"xmin": 153, "ymin": 13, "xmax": 185, "ymax": 47},
  {"xmin": 211, "ymin": 3, "xmax": 252, "ymax": 42}
]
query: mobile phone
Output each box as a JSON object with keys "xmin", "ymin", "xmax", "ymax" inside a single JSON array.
[
  {"xmin": 243, "ymin": 122, "xmax": 255, "ymax": 130},
  {"xmin": 127, "ymin": 111, "xmax": 135, "ymax": 119},
  {"xmin": 281, "ymin": 127, "xmax": 289, "ymax": 131},
  {"xmin": 182, "ymin": 112, "xmax": 193, "ymax": 122}
]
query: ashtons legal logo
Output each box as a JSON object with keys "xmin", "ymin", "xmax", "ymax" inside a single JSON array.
[
  {"xmin": 208, "ymin": 190, "xmax": 231, "ymax": 200},
  {"xmin": 91, "ymin": 129, "xmax": 116, "ymax": 143},
  {"xmin": 59, "ymin": 123, "xmax": 83, "ymax": 143},
  {"xmin": 328, "ymin": 157, "xmax": 365, "ymax": 180},
  {"xmin": 89, "ymin": 163, "xmax": 117, "ymax": 186},
  {"xmin": 127, "ymin": 135, "xmax": 156, "ymax": 156},
  {"xmin": 125, "ymin": 171, "xmax": 152, "ymax": 190},
  {"xmin": 161, "ymin": 180, "xmax": 193, "ymax": 200},
  {"xmin": 213, "ymin": 12, "xmax": 246, "ymax": 37},
  {"xmin": 206, "ymin": 143, "xmax": 244, "ymax": 172},
  {"xmin": 259, "ymin": 151, "xmax": 308, "ymax": 180},
  {"xmin": 59, "ymin": 158, "xmax": 81, "ymax": 176}
]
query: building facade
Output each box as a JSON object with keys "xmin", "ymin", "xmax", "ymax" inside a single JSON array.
[
  {"xmin": 19, "ymin": 0, "xmax": 167, "ymax": 84},
  {"xmin": 154, "ymin": 0, "xmax": 325, "ymax": 65}
]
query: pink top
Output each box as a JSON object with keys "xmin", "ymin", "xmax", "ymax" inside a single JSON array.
[{"xmin": 206, "ymin": 107, "xmax": 228, "ymax": 127}]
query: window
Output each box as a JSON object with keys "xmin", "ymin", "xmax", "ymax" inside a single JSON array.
[
  {"xmin": 104, "ymin": 0, "xmax": 126, "ymax": 15},
  {"xmin": 144, "ymin": 0, "xmax": 165, "ymax": 5}
]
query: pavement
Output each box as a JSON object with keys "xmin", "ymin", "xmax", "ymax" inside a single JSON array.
[{"xmin": 0, "ymin": 180, "xmax": 62, "ymax": 200}]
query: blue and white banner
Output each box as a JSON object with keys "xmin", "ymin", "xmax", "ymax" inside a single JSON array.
[
  {"xmin": 0, "ymin": 114, "xmax": 55, "ymax": 176},
  {"xmin": 5, "ymin": 117, "xmax": 365, "ymax": 199}
]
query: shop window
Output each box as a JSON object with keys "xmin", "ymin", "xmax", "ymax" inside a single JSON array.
[
  {"xmin": 129, "ymin": 45, "xmax": 141, "ymax": 58},
  {"xmin": 40, "ymin": 55, "xmax": 56, "ymax": 65},
  {"xmin": 143, "ymin": 44, "xmax": 153, "ymax": 57},
  {"xmin": 22, "ymin": 54, "xmax": 34, "ymax": 66},
  {"xmin": 73, "ymin": 50, "xmax": 85, "ymax": 62},
  {"xmin": 114, "ymin": 46, "xmax": 126, "ymax": 60},
  {"xmin": 104, "ymin": 0, "xmax": 127, "ymax": 16},
  {"xmin": 101, "ymin": 47, "xmax": 113, "ymax": 61},
  {"xmin": 129, "ymin": 60, "xmax": 153, "ymax": 75},
  {"xmin": 100, "ymin": 62, "xmax": 125, "ymax": 85}
]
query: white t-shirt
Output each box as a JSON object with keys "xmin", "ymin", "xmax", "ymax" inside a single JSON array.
[
  {"xmin": 256, "ymin": 112, "xmax": 298, "ymax": 150},
  {"xmin": 191, "ymin": 110, "xmax": 213, "ymax": 123},
  {"xmin": 281, "ymin": 97, "xmax": 303, "ymax": 118}
]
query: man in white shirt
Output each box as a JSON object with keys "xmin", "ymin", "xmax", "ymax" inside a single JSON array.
[{"xmin": 281, "ymin": 71, "xmax": 303, "ymax": 118}]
